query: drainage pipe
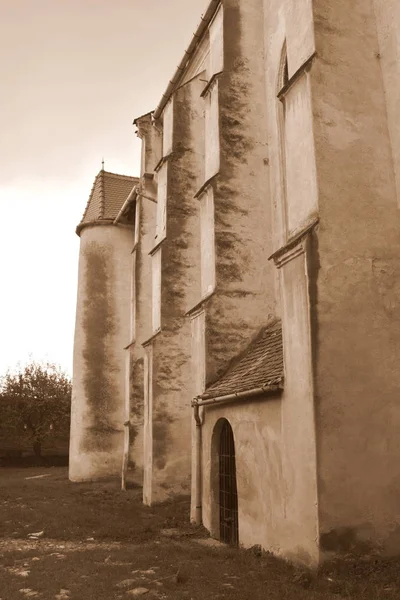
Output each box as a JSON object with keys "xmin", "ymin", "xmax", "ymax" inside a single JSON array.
[
  {"xmin": 193, "ymin": 403, "xmax": 203, "ymax": 526},
  {"xmin": 193, "ymin": 383, "xmax": 283, "ymax": 407}
]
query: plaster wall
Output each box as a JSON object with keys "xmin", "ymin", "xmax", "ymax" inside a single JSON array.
[
  {"xmin": 69, "ymin": 224, "xmax": 133, "ymax": 481},
  {"xmin": 278, "ymin": 247, "xmax": 319, "ymax": 565},
  {"xmin": 205, "ymin": 0, "xmax": 276, "ymax": 387},
  {"xmin": 373, "ymin": 0, "xmax": 400, "ymax": 205},
  {"xmin": 201, "ymin": 389, "xmax": 317, "ymax": 565},
  {"xmin": 310, "ymin": 0, "xmax": 400, "ymax": 556},
  {"xmin": 143, "ymin": 76, "xmax": 204, "ymax": 504},
  {"xmin": 201, "ymin": 399, "xmax": 283, "ymax": 553}
]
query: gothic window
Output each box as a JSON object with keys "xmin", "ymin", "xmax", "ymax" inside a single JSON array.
[
  {"xmin": 199, "ymin": 186, "xmax": 216, "ymax": 297},
  {"xmin": 191, "ymin": 310, "xmax": 206, "ymax": 396},
  {"xmin": 204, "ymin": 80, "xmax": 220, "ymax": 181},
  {"xmin": 151, "ymin": 248, "xmax": 161, "ymax": 333},
  {"xmin": 209, "ymin": 4, "xmax": 224, "ymax": 78},
  {"xmin": 155, "ymin": 163, "xmax": 167, "ymax": 241},
  {"xmin": 163, "ymin": 97, "xmax": 173, "ymax": 157}
]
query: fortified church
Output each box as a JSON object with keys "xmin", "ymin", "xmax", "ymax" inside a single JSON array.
[{"xmin": 70, "ymin": 0, "xmax": 400, "ymax": 565}]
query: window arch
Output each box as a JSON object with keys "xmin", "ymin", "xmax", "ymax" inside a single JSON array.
[{"xmin": 210, "ymin": 418, "xmax": 239, "ymax": 546}]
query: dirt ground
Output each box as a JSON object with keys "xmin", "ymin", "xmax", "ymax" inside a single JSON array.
[{"xmin": 1, "ymin": 468, "xmax": 400, "ymax": 600}]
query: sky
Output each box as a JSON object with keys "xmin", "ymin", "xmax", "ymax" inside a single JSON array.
[{"xmin": 0, "ymin": 0, "xmax": 209, "ymax": 377}]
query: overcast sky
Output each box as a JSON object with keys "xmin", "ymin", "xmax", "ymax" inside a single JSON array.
[{"xmin": 0, "ymin": 0, "xmax": 209, "ymax": 376}]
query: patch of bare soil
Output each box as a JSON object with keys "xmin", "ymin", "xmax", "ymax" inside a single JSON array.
[{"xmin": 1, "ymin": 468, "xmax": 400, "ymax": 600}]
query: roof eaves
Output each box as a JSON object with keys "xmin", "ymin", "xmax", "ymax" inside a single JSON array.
[
  {"xmin": 133, "ymin": 111, "xmax": 154, "ymax": 127},
  {"xmin": 76, "ymin": 218, "xmax": 115, "ymax": 237},
  {"xmin": 153, "ymin": 0, "xmax": 221, "ymax": 120},
  {"xmin": 196, "ymin": 380, "xmax": 284, "ymax": 403}
]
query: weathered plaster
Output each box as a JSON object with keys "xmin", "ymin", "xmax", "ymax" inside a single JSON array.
[
  {"xmin": 278, "ymin": 247, "xmax": 319, "ymax": 565},
  {"xmin": 201, "ymin": 400, "xmax": 283, "ymax": 554},
  {"xmin": 373, "ymin": 0, "xmax": 400, "ymax": 206},
  {"xmin": 311, "ymin": 0, "xmax": 400, "ymax": 557},
  {"xmin": 204, "ymin": 0, "xmax": 276, "ymax": 388},
  {"xmin": 142, "ymin": 75, "xmax": 205, "ymax": 504},
  {"xmin": 70, "ymin": 224, "xmax": 133, "ymax": 481},
  {"xmin": 263, "ymin": 0, "xmax": 316, "ymax": 252},
  {"xmin": 201, "ymin": 389, "xmax": 317, "ymax": 566}
]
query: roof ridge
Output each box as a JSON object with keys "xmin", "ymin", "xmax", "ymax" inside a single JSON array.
[{"xmin": 98, "ymin": 169, "xmax": 106, "ymax": 219}]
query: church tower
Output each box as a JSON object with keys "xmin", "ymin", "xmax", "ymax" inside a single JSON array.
[{"xmin": 69, "ymin": 169, "xmax": 138, "ymax": 481}]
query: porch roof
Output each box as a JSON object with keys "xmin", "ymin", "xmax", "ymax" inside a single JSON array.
[{"xmin": 200, "ymin": 320, "xmax": 284, "ymax": 400}]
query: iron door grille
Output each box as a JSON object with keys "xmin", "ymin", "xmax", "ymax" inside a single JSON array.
[{"xmin": 219, "ymin": 420, "xmax": 239, "ymax": 546}]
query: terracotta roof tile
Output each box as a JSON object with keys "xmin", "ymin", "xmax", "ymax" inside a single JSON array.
[
  {"xmin": 201, "ymin": 320, "xmax": 284, "ymax": 399},
  {"xmin": 79, "ymin": 170, "xmax": 138, "ymax": 225}
]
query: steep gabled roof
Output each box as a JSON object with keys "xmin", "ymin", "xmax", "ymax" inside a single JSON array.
[
  {"xmin": 200, "ymin": 320, "xmax": 284, "ymax": 400},
  {"xmin": 77, "ymin": 170, "xmax": 138, "ymax": 233}
]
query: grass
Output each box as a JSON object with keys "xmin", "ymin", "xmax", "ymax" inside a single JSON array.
[{"xmin": 0, "ymin": 467, "xmax": 400, "ymax": 599}]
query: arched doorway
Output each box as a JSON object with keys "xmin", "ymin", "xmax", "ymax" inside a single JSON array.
[{"xmin": 219, "ymin": 419, "xmax": 239, "ymax": 546}]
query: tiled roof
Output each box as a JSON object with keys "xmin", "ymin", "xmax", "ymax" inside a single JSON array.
[
  {"xmin": 200, "ymin": 320, "xmax": 284, "ymax": 399},
  {"xmin": 79, "ymin": 170, "xmax": 138, "ymax": 226}
]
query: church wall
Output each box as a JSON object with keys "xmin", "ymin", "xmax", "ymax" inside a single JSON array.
[
  {"xmin": 197, "ymin": 0, "xmax": 318, "ymax": 568},
  {"xmin": 200, "ymin": 244, "xmax": 319, "ymax": 567},
  {"xmin": 200, "ymin": 387, "xmax": 317, "ymax": 566},
  {"xmin": 201, "ymin": 398, "xmax": 283, "ymax": 554},
  {"xmin": 310, "ymin": 0, "xmax": 400, "ymax": 557}
]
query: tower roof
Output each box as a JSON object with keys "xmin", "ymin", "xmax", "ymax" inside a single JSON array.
[{"xmin": 77, "ymin": 170, "xmax": 139, "ymax": 234}]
